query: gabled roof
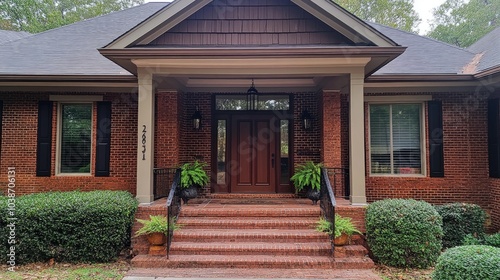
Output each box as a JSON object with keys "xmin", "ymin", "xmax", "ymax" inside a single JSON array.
[
  {"xmin": 0, "ymin": 30, "xmax": 31, "ymax": 45},
  {"xmin": 468, "ymin": 27, "xmax": 500, "ymax": 72},
  {"xmin": 0, "ymin": 3, "xmax": 166, "ymax": 75},
  {"xmin": 370, "ymin": 23, "xmax": 476, "ymax": 75},
  {"xmin": 105, "ymin": 0, "xmax": 398, "ymax": 49},
  {"xmin": 0, "ymin": 2, "xmax": 497, "ymax": 77}
]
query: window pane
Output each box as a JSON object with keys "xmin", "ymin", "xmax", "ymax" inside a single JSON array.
[
  {"xmin": 216, "ymin": 95, "xmax": 248, "ymax": 110},
  {"xmin": 258, "ymin": 95, "xmax": 290, "ymax": 110},
  {"xmin": 370, "ymin": 105, "xmax": 391, "ymax": 174},
  {"xmin": 61, "ymin": 104, "xmax": 92, "ymax": 173},
  {"xmin": 392, "ymin": 104, "xmax": 421, "ymax": 174},
  {"xmin": 280, "ymin": 120, "xmax": 290, "ymax": 184},
  {"xmin": 217, "ymin": 120, "xmax": 226, "ymax": 185}
]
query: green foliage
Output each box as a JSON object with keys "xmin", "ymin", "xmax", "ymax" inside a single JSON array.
[
  {"xmin": 316, "ymin": 215, "xmax": 361, "ymax": 238},
  {"xmin": 290, "ymin": 161, "xmax": 322, "ymax": 192},
  {"xmin": 0, "ymin": 191, "xmax": 138, "ymax": 264},
  {"xmin": 366, "ymin": 199, "xmax": 443, "ymax": 268},
  {"xmin": 432, "ymin": 245, "xmax": 500, "ymax": 280},
  {"xmin": 435, "ymin": 203, "xmax": 486, "ymax": 248},
  {"xmin": 428, "ymin": 0, "xmax": 500, "ymax": 47},
  {"xmin": 180, "ymin": 161, "xmax": 209, "ymax": 189},
  {"xmin": 0, "ymin": 0, "xmax": 144, "ymax": 33},
  {"xmin": 332, "ymin": 0, "xmax": 421, "ymax": 32},
  {"xmin": 135, "ymin": 215, "xmax": 168, "ymax": 237},
  {"xmin": 462, "ymin": 233, "xmax": 500, "ymax": 248}
]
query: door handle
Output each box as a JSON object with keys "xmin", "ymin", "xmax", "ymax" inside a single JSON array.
[{"xmin": 271, "ymin": 153, "xmax": 275, "ymax": 168}]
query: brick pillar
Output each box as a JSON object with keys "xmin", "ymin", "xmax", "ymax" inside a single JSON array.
[{"xmin": 321, "ymin": 90, "xmax": 342, "ymax": 168}]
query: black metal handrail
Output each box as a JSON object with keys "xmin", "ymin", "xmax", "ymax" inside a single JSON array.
[
  {"xmin": 325, "ymin": 167, "xmax": 349, "ymax": 200},
  {"xmin": 166, "ymin": 168, "xmax": 181, "ymax": 259},
  {"xmin": 319, "ymin": 167, "xmax": 337, "ymax": 257},
  {"xmin": 153, "ymin": 168, "xmax": 177, "ymax": 200}
]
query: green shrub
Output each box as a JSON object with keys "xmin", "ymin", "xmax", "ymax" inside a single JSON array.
[
  {"xmin": 432, "ymin": 245, "xmax": 500, "ymax": 280},
  {"xmin": 462, "ymin": 233, "xmax": 500, "ymax": 248},
  {"xmin": 0, "ymin": 191, "xmax": 138, "ymax": 264},
  {"xmin": 435, "ymin": 203, "xmax": 486, "ymax": 248},
  {"xmin": 366, "ymin": 199, "xmax": 443, "ymax": 268}
]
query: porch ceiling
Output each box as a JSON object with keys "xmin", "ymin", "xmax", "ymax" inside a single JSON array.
[{"xmin": 134, "ymin": 56, "xmax": 372, "ymax": 92}]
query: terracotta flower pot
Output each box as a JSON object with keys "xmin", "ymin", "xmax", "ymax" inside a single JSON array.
[
  {"xmin": 146, "ymin": 232, "xmax": 166, "ymax": 246},
  {"xmin": 333, "ymin": 233, "xmax": 350, "ymax": 246}
]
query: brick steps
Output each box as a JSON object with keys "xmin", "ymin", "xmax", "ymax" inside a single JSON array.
[
  {"xmin": 173, "ymin": 229, "xmax": 329, "ymax": 243},
  {"xmin": 177, "ymin": 217, "xmax": 318, "ymax": 229},
  {"xmin": 131, "ymin": 254, "xmax": 335, "ymax": 269},
  {"xmin": 131, "ymin": 198, "xmax": 373, "ymax": 270},
  {"xmin": 170, "ymin": 242, "xmax": 332, "ymax": 256}
]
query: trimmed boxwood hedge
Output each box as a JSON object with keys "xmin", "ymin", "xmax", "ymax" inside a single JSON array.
[
  {"xmin": 0, "ymin": 191, "xmax": 138, "ymax": 264},
  {"xmin": 435, "ymin": 203, "xmax": 486, "ymax": 248},
  {"xmin": 432, "ymin": 245, "xmax": 500, "ymax": 280},
  {"xmin": 366, "ymin": 199, "xmax": 443, "ymax": 268}
]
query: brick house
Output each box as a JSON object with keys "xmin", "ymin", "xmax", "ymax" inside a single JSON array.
[{"xmin": 0, "ymin": 0, "xmax": 499, "ymax": 232}]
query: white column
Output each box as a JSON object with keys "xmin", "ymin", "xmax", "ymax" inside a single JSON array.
[
  {"xmin": 136, "ymin": 68, "xmax": 155, "ymax": 204},
  {"xmin": 349, "ymin": 69, "xmax": 367, "ymax": 205}
]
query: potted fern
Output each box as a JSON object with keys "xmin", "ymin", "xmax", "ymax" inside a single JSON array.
[
  {"xmin": 135, "ymin": 215, "xmax": 168, "ymax": 255},
  {"xmin": 180, "ymin": 161, "xmax": 209, "ymax": 204},
  {"xmin": 290, "ymin": 161, "xmax": 322, "ymax": 204},
  {"xmin": 315, "ymin": 214, "xmax": 361, "ymax": 246}
]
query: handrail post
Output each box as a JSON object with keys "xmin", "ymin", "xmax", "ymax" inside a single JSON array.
[{"xmin": 165, "ymin": 168, "xmax": 181, "ymax": 259}]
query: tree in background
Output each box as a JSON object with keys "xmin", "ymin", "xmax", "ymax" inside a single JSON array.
[
  {"xmin": 428, "ymin": 0, "xmax": 500, "ymax": 47},
  {"xmin": 332, "ymin": 0, "xmax": 421, "ymax": 32},
  {"xmin": 0, "ymin": 0, "xmax": 143, "ymax": 33}
]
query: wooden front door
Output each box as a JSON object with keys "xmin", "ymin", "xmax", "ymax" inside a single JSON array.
[{"xmin": 230, "ymin": 115, "xmax": 278, "ymax": 193}]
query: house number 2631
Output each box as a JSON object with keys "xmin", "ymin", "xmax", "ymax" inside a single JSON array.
[{"xmin": 142, "ymin": 125, "xmax": 147, "ymax": 160}]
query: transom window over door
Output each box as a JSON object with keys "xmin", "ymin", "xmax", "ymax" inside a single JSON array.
[
  {"xmin": 59, "ymin": 103, "xmax": 92, "ymax": 174},
  {"xmin": 370, "ymin": 103, "xmax": 423, "ymax": 175},
  {"xmin": 215, "ymin": 95, "xmax": 290, "ymax": 111}
]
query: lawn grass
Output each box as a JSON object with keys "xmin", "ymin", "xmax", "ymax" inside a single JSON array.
[{"xmin": 0, "ymin": 260, "xmax": 129, "ymax": 280}]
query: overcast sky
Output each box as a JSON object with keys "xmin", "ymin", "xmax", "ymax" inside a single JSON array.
[{"xmin": 145, "ymin": 0, "xmax": 447, "ymax": 35}]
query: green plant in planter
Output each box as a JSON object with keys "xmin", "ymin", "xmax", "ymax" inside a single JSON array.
[
  {"xmin": 180, "ymin": 161, "xmax": 209, "ymax": 189},
  {"xmin": 315, "ymin": 214, "xmax": 361, "ymax": 238},
  {"xmin": 135, "ymin": 215, "xmax": 169, "ymax": 237},
  {"xmin": 290, "ymin": 161, "xmax": 322, "ymax": 192}
]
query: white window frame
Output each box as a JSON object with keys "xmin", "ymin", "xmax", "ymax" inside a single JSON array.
[
  {"xmin": 367, "ymin": 97, "xmax": 428, "ymax": 177},
  {"xmin": 55, "ymin": 102, "xmax": 93, "ymax": 176}
]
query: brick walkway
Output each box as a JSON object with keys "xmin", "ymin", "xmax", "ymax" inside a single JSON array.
[{"xmin": 124, "ymin": 268, "xmax": 382, "ymax": 279}]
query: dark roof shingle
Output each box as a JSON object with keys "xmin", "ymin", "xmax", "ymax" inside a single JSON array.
[
  {"xmin": 467, "ymin": 27, "xmax": 500, "ymax": 72},
  {"xmin": 0, "ymin": 30, "xmax": 31, "ymax": 45},
  {"xmin": 0, "ymin": 3, "xmax": 167, "ymax": 75}
]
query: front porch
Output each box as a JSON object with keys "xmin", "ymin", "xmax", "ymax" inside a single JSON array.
[{"xmin": 131, "ymin": 194, "xmax": 369, "ymax": 269}]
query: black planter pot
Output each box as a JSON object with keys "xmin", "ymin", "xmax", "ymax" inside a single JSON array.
[
  {"xmin": 306, "ymin": 188, "xmax": 321, "ymax": 205},
  {"xmin": 179, "ymin": 186, "xmax": 198, "ymax": 204}
]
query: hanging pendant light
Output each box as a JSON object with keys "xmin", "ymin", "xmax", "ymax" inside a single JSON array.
[{"xmin": 247, "ymin": 79, "xmax": 259, "ymax": 110}]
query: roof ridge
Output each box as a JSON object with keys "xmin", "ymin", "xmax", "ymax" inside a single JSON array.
[{"xmin": 368, "ymin": 22, "xmax": 477, "ymax": 55}]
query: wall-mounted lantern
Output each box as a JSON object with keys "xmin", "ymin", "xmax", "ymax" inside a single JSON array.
[
  {"xmin": 301, "ymin": 109, "xmax": 312, "ymax": 130},
  {"xmin": 192, "ymin": 106, "xmax": 202, "ymax": 130}
]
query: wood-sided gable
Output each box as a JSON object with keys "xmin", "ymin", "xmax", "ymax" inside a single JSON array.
[
  {"xmin": 145, "ymin": 0, "xmax": 356, "ymax": 47},
  {"xmin": 104, "ymin": 0, "xmax": 398, "ymax": 49}
]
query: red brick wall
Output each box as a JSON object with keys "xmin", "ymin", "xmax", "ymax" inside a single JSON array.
[
  {"xmin": 179, "ymin": 92, "xmax": 212, "ymax": 195},
  {"xmin": 294, "ymin": 92, "xmax": 321, "ymax": 165},
  {"xmin": 0, "ymin": 92, "xmax": 137, "ymax": 195},
  {"xmin": 361, "ymin": 93, "xmax": 490, "ymax": 209},
  {"xmin": 155, "ymin": 91, "xmax": 180, "ymax": 168}
]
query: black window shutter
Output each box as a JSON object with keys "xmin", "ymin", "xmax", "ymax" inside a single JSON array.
[
  {"xmin": 0, "ymin": 101, "xmax": 3, "ymax": 157},
  {"xmin": 428, "ymin": 100, "xmax": 444, "ymax": 177},
  {"xmin": 36, "ymin": 101, "xmax": 53, "ymax": 176},
  {"xmin": 95, "ymin": 101, "xmax": 111, "ymax": 177},
  {"xmin": 488, "ymin": 99, "xmax": 500, "ymax": 178}
]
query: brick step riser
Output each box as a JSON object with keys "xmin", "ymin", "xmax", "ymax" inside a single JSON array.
[
  {"xmin": 173, "ymin": 236, "xmax": 330, "ymax": 243},
  {"xmin": 169, "ymin": 248, "xmax": 331, "ymax": 257},
  {"xmin": 131, "ymin": 260, "xmax": 335, "ymax": 269},
  {"xmin": 177, "ymin": 224, "xmax": 317, "ymax": 230},
  {"xmin": 181, "ymin": 212, "xmax": 321, "ymax": 218}
]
